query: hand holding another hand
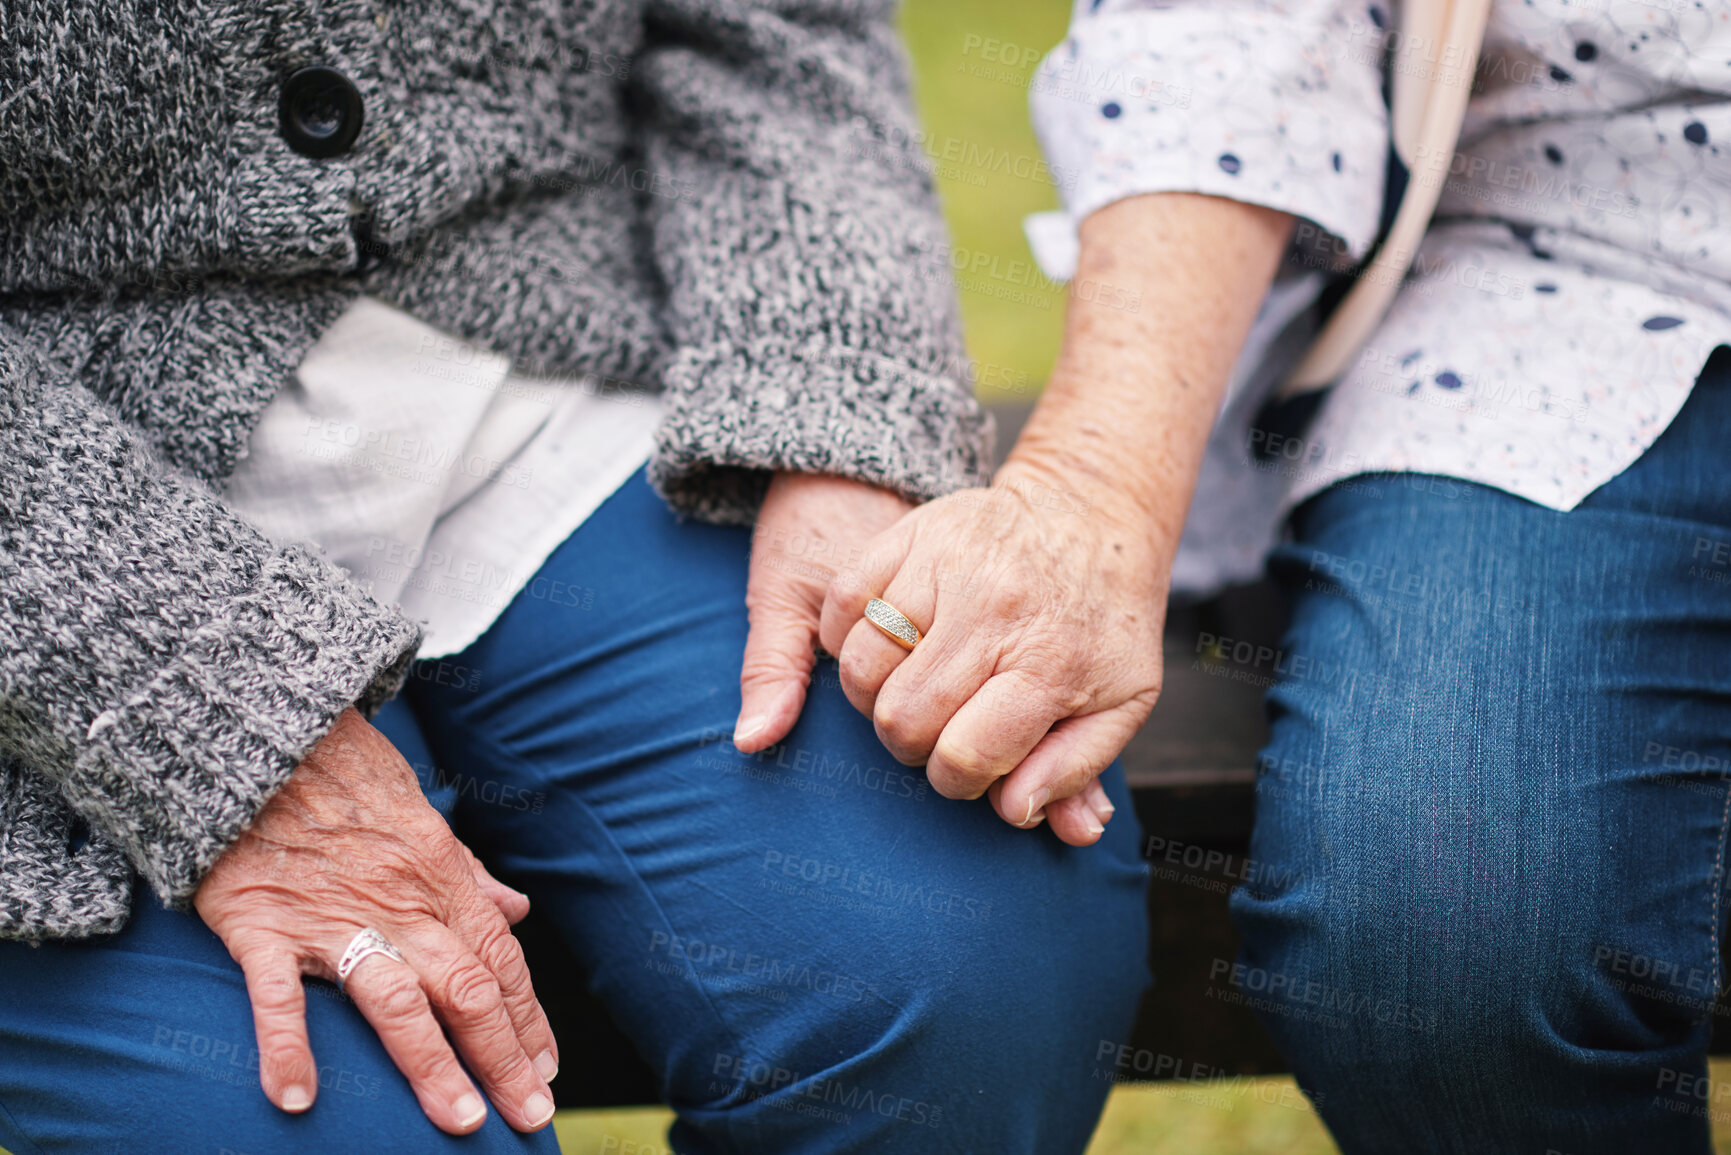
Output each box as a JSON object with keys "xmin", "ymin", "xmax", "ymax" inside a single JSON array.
[
  {"xmin": 817, "ymin": 464, "xmax": 1166, "ymax": 846},
  {"xmin": 735, "ymin": 198, "xmax": 1294, "ymax": 847},
  {"xmin": 733, "ymin": 460, "xmax": 1166, "ymax": 848},
  {"xmin": 733, "ymin": 471, "xmax": 917, "ymax": 750}
]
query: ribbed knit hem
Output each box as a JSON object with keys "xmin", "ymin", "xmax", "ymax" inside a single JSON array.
[
  {"xmin": 0, "ymin": 759, "xmax": 133, "ymax": 942},
  {"xmin": 650, "ymin": 345, "xmax": 994, "ymax": 524},
  {"xmin": 72, "ymin": 544, "xmax": 422, "ymax": 908}
]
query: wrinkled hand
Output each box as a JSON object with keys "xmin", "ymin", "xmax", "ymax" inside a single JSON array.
[
  {"xmin": 194, "ymin": 708, "xmax": 559, "ymax": 1135},
  {"xmin": 817, "ymin": 465, "xmax": 1165, "ymax": 846},
  {"xmin": 733, "ymin": 471, "xmax": 915, "ymax": 751}
]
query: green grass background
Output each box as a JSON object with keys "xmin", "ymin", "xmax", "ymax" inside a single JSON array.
[
  {"xmin": 553, "ymin": 1064, "xmax": 1731, "ymax": 1155},
  {"xmin": 552, "ymin": 1077, "xmax": 1343, "ymax": 1155},
  {"xmin": 898, "ymin": 0, "xmax": 1073, "ymax": 403}
]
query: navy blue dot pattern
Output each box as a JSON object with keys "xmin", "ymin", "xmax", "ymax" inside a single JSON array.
[
  {"xmin": 1027, "ymin": 0, "xmax": 1731, "ymax": 573},
  {"xmin": 1030, "ymin": 0, "xmax": 1391, "ymax": 261}
]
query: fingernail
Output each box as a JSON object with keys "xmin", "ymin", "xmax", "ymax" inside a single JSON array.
[
  {"xmin": 1085, "ymin": 818, "xmax": 1105, "ymax": 835},
  {"xmin": 1021, "ymin": 788, "xmax": 1052, "ymax": 827},
  {"xmin": 454, "ymin": 1093, "xmax": 487, "ymax": 1128},
  {"xmin": 282, "ymin": 1085, "xmax": 312, "ymax": 1112},
  {"xmin": 734, "ymin": 716, "xmax": 766, "ymax": 746},
  {"xmin": 524, "ymin": 1091, "xmax": 555, "ymax": 1127},
  {"xmin": 1096, "ymin": 796, "xmax": 1116, "ymax": 817},
  {"xmin": 534, "ymin": 1049, "xmax": 559, "ymax": 1083}
]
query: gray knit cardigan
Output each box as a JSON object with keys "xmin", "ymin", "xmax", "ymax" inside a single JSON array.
[{"xmin": 0, "ymin": 0, "xmax": 990, "ymax": 941}]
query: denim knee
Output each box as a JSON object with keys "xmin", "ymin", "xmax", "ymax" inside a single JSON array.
[
  {"xmin": 1233, "ymin": 754, "xmax": 1723, "ymax": 1155},
  {"xmin": 659, "ymin": 773, "xmax": 1150, "ymax": 1155},
  {"xmin": 1229, "ymin": 476, "xmax": 1731, "ymax": 1152}
]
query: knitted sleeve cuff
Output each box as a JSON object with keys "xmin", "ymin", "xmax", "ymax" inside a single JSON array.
[
  {"xmin": 70, "ymin": 544, "xmax": 421, "ymax": 907},
  {"xmin": 648, "ymin": 344, "xmax": 994, "ymax": 524}
]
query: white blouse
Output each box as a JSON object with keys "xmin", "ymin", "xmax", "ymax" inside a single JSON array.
[
  {"xmin": 224, "ymin": 298, "xmax": 662, "ymax": 658},
  {"xmin": 1027, "ymin": 0, "xmax": 1731, "ymax": 593}
]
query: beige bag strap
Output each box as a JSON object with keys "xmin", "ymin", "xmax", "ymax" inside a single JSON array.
[{"xmin": 1275, "ymin": 0, "xmax": 1494, "ymax": 399}]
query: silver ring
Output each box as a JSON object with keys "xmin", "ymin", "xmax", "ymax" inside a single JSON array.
[{"xmin": 336, "ymin": 927, "xmax": 406, "ymax": 989}]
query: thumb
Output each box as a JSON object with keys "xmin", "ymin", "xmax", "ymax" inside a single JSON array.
[
  {"xmin": 736, "ymin": 574, "xmax": 821, "ymax": 753},
  {"xmin": 993, "ymin": 706, "xmax": 1146, "ymax": 847}
]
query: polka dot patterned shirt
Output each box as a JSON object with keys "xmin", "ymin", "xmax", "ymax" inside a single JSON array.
[{"xmin": 1028, "ymin": 0, "xmax": 1731, "ymax": 592}]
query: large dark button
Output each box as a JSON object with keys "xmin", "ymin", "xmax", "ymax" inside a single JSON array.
[{"xmin": 279, "ymin": 66, "xmax": 364, "ymax": 159}]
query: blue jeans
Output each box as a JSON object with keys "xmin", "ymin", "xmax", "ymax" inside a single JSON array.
[
  {"xmin": 0, "ymin": 470, "xmax": 1150, "ymax": 1155},
  {"xmin": 1231, "ymin": 349, "xmax": 1731, "ymax": 1152}
]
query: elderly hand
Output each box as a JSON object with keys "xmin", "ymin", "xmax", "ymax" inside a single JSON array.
[
  {"xmin": 816, "ymin": 465, "xmax": 1165, "ymax": 846},
  {"xmin": 733, "ymin": 468, "xmax": 1148, "ymax": 846},
  {"xmin": 194, "ymin": 708, "xmax": 559, "ymax": 1135},
  {"xmin": 800, "ymin": 192, "xmax": 1292, "ymax": 847},
  {"xmin": 733, "ymin": 471, "xmax": 915, "ymax": 752},
  {"xmin": 736, "ymin": 192, "xmax": 1293, "ymax": 846}
]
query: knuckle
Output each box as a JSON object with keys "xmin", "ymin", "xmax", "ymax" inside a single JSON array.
[
  {"xmin": 436, "ymin": 964, "xmax": 504, "ymax": 1021},
  {"xmin": 739, "ymin": 655, "xmax": 803, "ymax": 689},
  {"xmin": 872, "ymin": 725, "xmax": 926, "ymax": 767},
  {"xmin": 371, "ymin": 975, "xmax": 430, "ymax": 1027},
  {"xmin": 883, "ymin": 743, "xmax": 926, "ymax": 769},
  {"xmin": 931, "ymin": 734, "xmax": 1003, "ymax": 786},
  {"xmin": 249, "ymin": 967, "xmax": 305, "ymax": 1008},
  {"xmin": 871, "ymin": 697, "xmax": 906, "ymax": 743},
  {"xmin": 871, "ymin": 692, "xmax": 922, "ymax": 748},
  {"xmin": 478, "ymin": 931, "xmax": 530, "ymax": 989},
  {"xmin": 1052, "ymin": 761, "xmax": 1099, "ymax": 795},
  {"xmin": 928, "ymin": 765, "xmax": 989, "ymax": 800},
  {"xmin": 225, "ymin": 924, "xmax": 282, "ymax": 961},
  {"xmin": 256, "ymin": 1025, "xmax": 310, "ymax": 1068},
  {"xmin": 1011, "ymin": 661, "xmax": 1088, "ymax": 715},
  {"xmin": 925, "ymin": 757, "xmax": 992, "ymax": 800},
  {"xmin": 1050, "ymin": 682, "xmax": 1093, "ymax": 717},
  {"xmin": 841, "ymin": 683, "xmax": 877, "ymax": 721},
  {"xmin": 995, "ymin": 582, "xmax": 1041, "ymax": 618},
  {"xmin": 838, "ymin": 645, "xmax": 879, "ymax": 694}
]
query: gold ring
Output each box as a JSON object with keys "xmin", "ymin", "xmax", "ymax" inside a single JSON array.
[{"xmin": 863, "ymin": 598, "xmax": 922, "ymax": 650}]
